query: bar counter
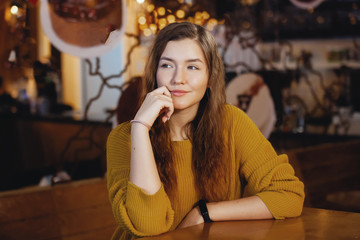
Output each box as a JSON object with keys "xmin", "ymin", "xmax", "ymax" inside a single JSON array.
[{"xmin": 142, "ymin": 208, "xmax": 360, "ymax": 240}]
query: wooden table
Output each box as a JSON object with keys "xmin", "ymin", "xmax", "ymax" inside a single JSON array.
[{"xmin": 142, "ymin": 208, "xmax": 360, "ymax": 240}]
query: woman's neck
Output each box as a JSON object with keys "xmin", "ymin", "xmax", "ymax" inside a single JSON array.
[{"xmin": 169, "ymin": 108, "xmax": 197, "ymax": 141}]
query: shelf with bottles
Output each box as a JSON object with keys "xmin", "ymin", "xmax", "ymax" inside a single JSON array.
[{"xmin": 259, "ymin": 38, "xmax": 360, "ymax": 72}]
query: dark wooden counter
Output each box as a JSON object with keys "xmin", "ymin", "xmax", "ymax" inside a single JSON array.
[
  {"xmin": 1, "ymin": 178, "xmax": 358, "ymax": 240},
  {"xmin": 142, "ymin": 208, "xmax": 360, "ymax": 240}
]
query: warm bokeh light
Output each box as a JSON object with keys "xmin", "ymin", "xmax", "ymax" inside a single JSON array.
[
  {"xmin": 138, "ymin": 16, "xmax": 146, "ymax": 25},
  {"xmin": 195, "ymin": 19, "xmax": 202, "ymax": 25},
  {"xmin": 202, "ymin": 11, "xmax": 210, "ymax": 20},
  {"xmin": 147, "ymin": 4, "xmax": 155, "ymax": 12},
  {"xmin": 158, "ymin": 18, "xmax": 167, "ymax": 26},
  {"xmin": 143, "ymin": 28, "xmax": 152, "ymax": 36},
  {"xmin": 149, "ymin": 23, "xmax": 157, "ymax": 33},
  {"xmin": 136, "ymin": 0, "xmax": 145, "ymax": 4},
  {"xmin": 10, "ymin": 5, "xmax": 19, "ymax": 15},
  {"xmin": 159, "ymin": 22, "xmax": 166, "ymax": 30},
  {"xmin": 136, "ymin": 1, "xmax": 221, "ymax": 35},
  {"xmin": 176, "ymin": 10, "xmax": 185, "ymax": 19},
  {"xmin": 158, "ymin": 7, "xmax": 166, "ymax": 16},
  {"xmin": 208, "ymin": 18, "xmax": 218, "ymax": 25},
  {"xmin": 206, "ymin": 18, "xmax": 218, "ymax": 31},
  {"xmin": 139, "ymin": 24, "xmax": 147, "ymax": 31},
  {"xmin": 195, "ymin": 11, "xmax": 202, "ymax": 19},
  {"xmin": 167, "ymin": 14, "xmax": 176, "ymax": 23}
]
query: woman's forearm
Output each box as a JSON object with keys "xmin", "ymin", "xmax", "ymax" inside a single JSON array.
[
  {"xmin": 207, "ymin": 196, "xmax": 273, "ymax": 221},
  {"xmin": 128, "ymin": 86, "xmax": 174, "ymax": 195},
  {"xmin": 129, "ymin": 123, "xmax": 162, "ymax": 195}
]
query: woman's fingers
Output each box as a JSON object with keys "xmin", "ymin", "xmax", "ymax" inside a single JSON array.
[
  {"xmin": 152, "ymin": 86, "xmax": 171, "ymax": 97},
  {"xmin": 149, "ymin": 86, "xmax": 174, "ymax": 123},
  {"xmin": 159, "ymin": 87, "xmax": 174, "ymax": 122},
  {"xmin": 134, "ymin": 86, "xmax": 174, "ymax": 125}
]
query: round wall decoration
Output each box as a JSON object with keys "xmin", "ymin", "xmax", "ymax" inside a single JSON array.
[{"xmin": 40, "ymin": 0, "xmax": 126, "ymax": 58}]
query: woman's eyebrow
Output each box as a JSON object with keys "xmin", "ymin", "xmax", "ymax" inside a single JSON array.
[
  {"xmin": 159, "ymin": 57, "xmax": 204, "ymax": 63},
  {"xmin": 187, "ymin": 58, "xmax": 204, "ymax": 63},
  {"xmin": 159, "ymin": 57, "xmax": 174, "ymax": 62}
]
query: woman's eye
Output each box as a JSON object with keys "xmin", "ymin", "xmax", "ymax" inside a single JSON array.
[
  {"xmin": 160, "ymin": 63, "xmax": 171, "ymax": 68},
  {"xmin": 188, "ymin": 65, "xmax": 199, "ymax": 70}
]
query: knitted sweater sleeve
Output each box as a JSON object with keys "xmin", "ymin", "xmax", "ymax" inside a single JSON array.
[
  {"xmin": 227, "ymin": 105, "xmax": 305, "ymax": 219},
  {"xmin": 106, "ymin": 122, "xmax": 174, "ymax": 237}
]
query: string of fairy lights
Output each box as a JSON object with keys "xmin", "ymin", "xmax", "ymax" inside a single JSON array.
[{"xmin": 134, "ymin": 0, "xmax": 222, "ymax": 36}]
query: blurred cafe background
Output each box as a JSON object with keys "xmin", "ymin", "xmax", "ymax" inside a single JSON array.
[{"xmin": 0, "ymin": 0, "xmax": 360, "ymax": 237}]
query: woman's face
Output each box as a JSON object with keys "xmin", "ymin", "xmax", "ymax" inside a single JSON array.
[{"xmin": 156, "ymin": 38, "xmax": 209, "ymax": 114}]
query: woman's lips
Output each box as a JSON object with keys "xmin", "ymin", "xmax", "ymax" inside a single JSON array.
[{"xmin": 171, "ymin": 90, "xmax": 188, "ymax": 97}]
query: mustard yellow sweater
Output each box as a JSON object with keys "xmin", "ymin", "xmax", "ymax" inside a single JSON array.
[{"xmin": 106, "ymin": 104, "xmax": 305, "ymax": 240}]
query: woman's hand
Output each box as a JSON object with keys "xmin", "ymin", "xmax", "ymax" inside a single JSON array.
[
  {"xmin": 177, "ymin": 206, "xmax": 204, "ymax": 229},
  {"xmin": 134, "ymin": 86, "xmax": 174, "ymax": 127}
]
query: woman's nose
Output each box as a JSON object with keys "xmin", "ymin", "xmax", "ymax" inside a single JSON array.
[{"xmin": 172, "ymin": 68, "xmax": 186, "ymax": 84}]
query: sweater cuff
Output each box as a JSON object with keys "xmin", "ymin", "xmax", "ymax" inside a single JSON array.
[
  {"xmin": 256, "ymin": 191, "xmax": 304, "ymax": 220},
  {"xmin": 125, "ymin": 181, "xmax": 174, "ymax": 235}
]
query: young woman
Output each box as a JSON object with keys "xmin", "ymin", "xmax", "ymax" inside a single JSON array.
[{"xmin": 107, "ymin": 22, "xmax": 305, "ymax": 240}]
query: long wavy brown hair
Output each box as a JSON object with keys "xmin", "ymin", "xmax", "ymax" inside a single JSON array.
[{"xmin": 140, "ymin": 22, "xmax": 229, "ymax": 201}]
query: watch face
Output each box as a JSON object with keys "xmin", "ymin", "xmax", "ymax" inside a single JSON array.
[
  {"xmin": 40, "ymin": 0, "xmax": 126, "ymax": 58},
  {"xmin": 289, "ymin": 0, "xmax": 324, "ymax": 9}
]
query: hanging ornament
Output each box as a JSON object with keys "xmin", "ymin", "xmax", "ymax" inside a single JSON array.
[
  {"xmin": 8, "ymin": 50, "xmax": 17, "ymax": 63},
  {"xmin": 41, "ymin": 0, "xmax": 126, "ymax": 57},
  {"xmin": 5, "ymin": 49, "xmax": 17, "ymax": 69}
]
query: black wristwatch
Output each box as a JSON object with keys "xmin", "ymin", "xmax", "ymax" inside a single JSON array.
[{"xmin": 198, "ymin": 199, "xmax": 213, "ymax": 223}]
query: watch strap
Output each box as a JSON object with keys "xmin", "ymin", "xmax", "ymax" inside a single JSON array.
[{"xmin": 198, "ymin": 199, "xmax": 213, "ymax": 223}]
